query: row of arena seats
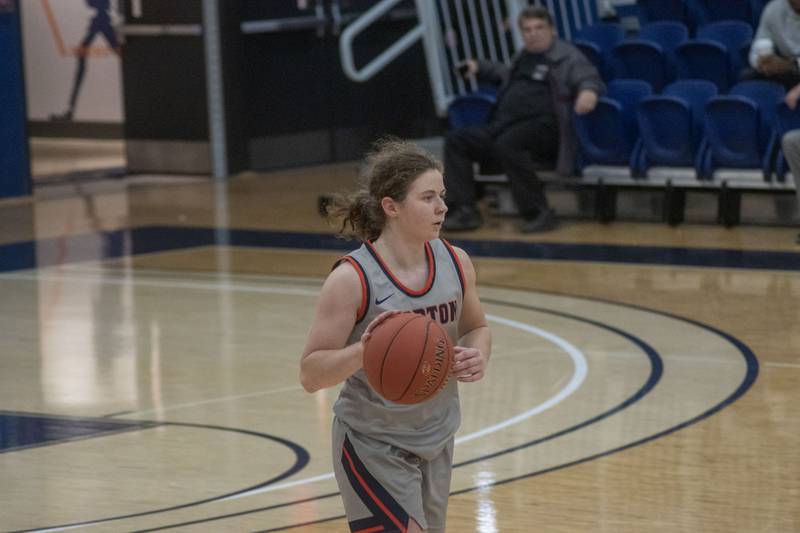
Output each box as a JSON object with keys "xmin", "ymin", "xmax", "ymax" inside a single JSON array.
[
  {"xmin": 636, "ymin": 0, "xmax": 770, "ymax": 31},
  {"xmin": 574, "ymin": 20, "xmax": 753, "ymax": 91},
  {"xmin": 575, "ymin": 79, "xmax": 799, "ymax": 181},
  {"xmin": 447, "ymin": 79, "xmax": 800, "ymax": 226},
  {"xmin": 446, "ymin": 0, "xmax": 799, "ymax": 226}
]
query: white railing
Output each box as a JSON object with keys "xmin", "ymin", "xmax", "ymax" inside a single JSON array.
[
  {"xmin": 339, "ymin": 0, "xmax": 527, "ymax": 116},
  {"xmin": 339, "ymin": 0, "xmax": 597, "ymax": 116},
  {"xmin": 339, "ymin": 0, "xmax": 426, "ymax": 83}
]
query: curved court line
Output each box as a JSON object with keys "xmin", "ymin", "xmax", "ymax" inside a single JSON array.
[
  {"xmin": 248, "ymin": 298, "xmax": 759, "ymax": 533},
  {"xmin": 107, "ymin": 300, "xmax": 664, "ymax": 533},
  {"xmin": 223, "ymin": 313, "xmax": 588, "ymax": 501},
  {"xmin": 12, "ymin": 422, "xmax": 310, "ymax": 533},
  {"xmin": 11, "ymin": 281, "xmax": 587, "ymax": 532},
  {"xmin": 455, "ymin": 313, "xmax": 588, "ymax": 444},
  {"xmin": 253, "ymin": 298, "xmax": 760, "ymax": 533},
  {"xmin": 453, "ymin": 299, "xmax": 664, "ymax": 468},
  {"xmin": 9, "ymin": 273, "xmax": 588, "ymax": 435},
  {"xmin": 21, "ymin": 296, "xmax": 672, "ymax": 533}
]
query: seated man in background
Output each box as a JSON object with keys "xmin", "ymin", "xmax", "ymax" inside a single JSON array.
[
  {"xmin": 746, "ymin": 0, "xmax": 800, "ymax": 89},
  {"xmin": 781, "ymin": 82, "xmax": 800, "ymax": 244},
  {"xmin": 442, "ymin": 6, "xmax": 604, "ymax": 233}
]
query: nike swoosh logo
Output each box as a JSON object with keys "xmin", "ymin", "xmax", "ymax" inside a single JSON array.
[{"xmin": 375, "ymin": 293, "xmax": 395, "ymax": 305}]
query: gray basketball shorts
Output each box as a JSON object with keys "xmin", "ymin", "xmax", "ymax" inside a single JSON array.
[{"xmin": 331, "ymin": 416, "xmax": 454, "ymax": 533}]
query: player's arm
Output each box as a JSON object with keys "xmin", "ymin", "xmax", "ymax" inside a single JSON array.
[
  {"xmin": 299, "ymin": 262, "xmax": 396, "ymax": 392},
  {"xmin": 453, "ymin": 247, "xmax": 491, "ymax": 382},
  {"xmin": 299, "ymin": 263, "xmax": 365, "ymax": 393}
]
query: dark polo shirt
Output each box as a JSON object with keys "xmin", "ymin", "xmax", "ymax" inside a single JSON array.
[{"xmin": 491, "ymin": 51, "xmax": 556, "ymax": 130}]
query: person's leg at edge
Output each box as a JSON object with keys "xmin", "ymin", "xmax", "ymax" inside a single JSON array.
[
  {"xmin": 442, "ymin": 126, "xmax": 494, "ymax": 231},
  {"xmin": 781, "ymin": 130, "xmax": 800, "ymax": 244},
  {"xmin": 492, "ymin": 120, "xmax": 558, "ymax": 232}
]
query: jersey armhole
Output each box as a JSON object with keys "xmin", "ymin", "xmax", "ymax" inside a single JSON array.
[
  {"xmin": 333, "ymin": 256, "xmax": 370, "ymax": 324},
  {"xmin": 441, "ymin": 239, "xmax": 466, "ymax": 296}
]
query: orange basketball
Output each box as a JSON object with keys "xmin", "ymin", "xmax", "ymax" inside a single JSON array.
[{"xmin": 362, "ymin": 312, "xmax": 454, "ymax": 404}]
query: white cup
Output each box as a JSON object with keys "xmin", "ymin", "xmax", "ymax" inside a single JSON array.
[{"xmin": 752, "ymin": 38, "xmax": 774, "ymax": 58}]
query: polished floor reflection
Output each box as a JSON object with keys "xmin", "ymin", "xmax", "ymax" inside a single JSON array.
[{"xmin": 0, "ymin": 163, "xmax": 798, "ymax": 532}]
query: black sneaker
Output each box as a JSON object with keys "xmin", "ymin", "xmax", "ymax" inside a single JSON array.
[
  {"xmin": 521, "ymin": 208, "xmax": 558, "ymax": 233},
  {"xmin": 443, "ymin": 205, "xmax": 483, "ymax": 231}
]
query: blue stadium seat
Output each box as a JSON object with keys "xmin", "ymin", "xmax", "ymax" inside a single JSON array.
[
  {"xmin": 575, "ymin": 41, "xmax": 611, "ymax": 82},
  {"xmin": 675, "ymin": 40, "xmax": 730, "ymax": 91},
  {"xmin": 574, "ymin": 22, "xmax": 627, "ymax": 53},
  {"xmin": 664, "ymin": 79, "xmax": 718, "ymax": 109},
  {"xmin": 696, "ymin": 21, "xmax": 753, "ymax": 83},
  {"xmin": 701, "ymin": 97, "xmax": 762, "ymax": 177},
  {"xmin": 636, "ymin": 0, "xmax": 689, "ymax": 26},
  {"xmin": 447, "ymin": 93, "xmax": 496, "ymax": 129},
  {"xmin": 639, "ymin": 21, "xmax": 689, "ymax": 53},
  {"xmin": 612, "ymin": 40, "xmax": 671, "ymax": 91},
  {"xmin": 573, "ymin": 23, "xmax": 626, "ymax": 82},
  {"xmin": 574, "ymin": 80, "xmax": 652, "ymax": 172},
  {"xmin": 730, "ymin": 80, "xmax": 786, "ymax": 144},
  {"xmin": 574, "ymin": 99, "xmax": 634, "ymax": 168},
  {"xmin": 608, "ymin": 78, "xmax": 653, "ymax": 142},
  {"xmin": 700, "ymin": 81, "xmax": 786, "ymax": 179},
  {"xmin": 664, "ymin": 79, "xmax": 718, "ymax": 144},
  {"xmin": 774, "ymin": 104, "xmax": 800, "ymax": 181},
  {"xmin": 636, "ymin": 80, "xmax": 717, "ymax": 175},
  {"xmin": 687, "ymin": 0, "xmax": 759, "ymax": 27},
  {"xmin": 639, "ymin": 21, "xmax": 689, "ymax": 77},
  {"xmin": 637, "ymin": 96, "xmax": 694, "ymax": 171}
]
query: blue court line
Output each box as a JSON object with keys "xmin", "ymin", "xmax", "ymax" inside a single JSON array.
[
  {"xmin": 6, "ymin": 422, "xmax": 309, "ymax": 533},
  {"xmin": 1, "ymin": 225, "xmax": 799, "ymax": 273},
  {"xmin": 0, "ymin": 235, "xmax": 763, "ymax": 531},
  {"xmin": 77, "ymin": 300, "xmax": 667, "ymax": 533},
  {"xmin": 0, "ymin": 411, "xmax": 157, "ymax": 453},
  {"xmin": 254, "ymin": 298, "xmax": 759, "ymax": 533},
  {"xmin": 127, "ymin": 295, "xmax": 758, "ymax": 533},
  {"xmin": 10, "ymin": 292, "xmax": 759, "ymax": 533}
]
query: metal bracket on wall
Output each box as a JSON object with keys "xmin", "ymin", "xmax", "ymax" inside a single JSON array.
[
  {"xmin": 241, "ymin": 0, "xmax": 327, "ymax": 37},
  {"xmin": 121, "ymin": 24, "xmax": 202, "ymax": 36}
]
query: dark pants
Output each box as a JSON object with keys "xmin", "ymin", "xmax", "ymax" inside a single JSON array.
[
  {"xmin": 443, "ymin": 119, "xmax": 558, "ymax": 218},
  {"xmin": 739, "ymin": 68, "xmax": 800, "ymax": 91}
]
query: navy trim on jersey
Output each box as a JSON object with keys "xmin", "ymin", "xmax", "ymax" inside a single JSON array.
[
  {"xmin": 441, "ymin": 239, "xmax": 465, "ymax": 295},
  {"xmin": 341, "ymin": 434, "xmax": 409, "ymax": 533},
  {"xmin": 363, "ymin": 240, "xmax": 436, "ymax": 298}
]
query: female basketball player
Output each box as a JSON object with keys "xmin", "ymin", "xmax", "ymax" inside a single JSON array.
[{"xmin": 300, "ymin": 138, "xmax": 492, "ymax": 533}]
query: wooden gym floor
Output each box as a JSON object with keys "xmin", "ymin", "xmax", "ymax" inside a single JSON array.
[{"xmin": 0, "ymin": 143, "xmax": 798, "ymax": 532}]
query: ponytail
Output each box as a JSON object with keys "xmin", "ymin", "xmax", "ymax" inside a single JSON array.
[{"xmin": 325, "ymin": 137, "xmax": 442, "ymax": 241}]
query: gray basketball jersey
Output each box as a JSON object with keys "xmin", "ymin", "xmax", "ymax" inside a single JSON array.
[{"xmin": 333, "ymin": 238, "xmax": 464, "ymax": 459}]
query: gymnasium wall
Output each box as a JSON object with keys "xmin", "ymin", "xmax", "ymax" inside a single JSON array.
[
  {"xmin": 0, "ymin": 0, "xmax": 31, "ymax": 197},
  {"xmin": 122, "ymin": 0, "xmax": 439, "ymax": 173}
]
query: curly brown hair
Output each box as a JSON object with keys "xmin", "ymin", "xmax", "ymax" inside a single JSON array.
[{"xmin": 326, "ymin": 138, "xmax": 443, "ymax": 241}]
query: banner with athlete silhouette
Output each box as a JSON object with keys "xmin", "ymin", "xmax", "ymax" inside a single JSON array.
[{"xmin": 20, "ymin": 0, "xmax": 123, "ymax": 124}]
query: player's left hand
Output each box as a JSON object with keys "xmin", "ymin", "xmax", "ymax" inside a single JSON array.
[{"xmin": 452, "ymin": 346, "xmax": 487, "ymax": 382}]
